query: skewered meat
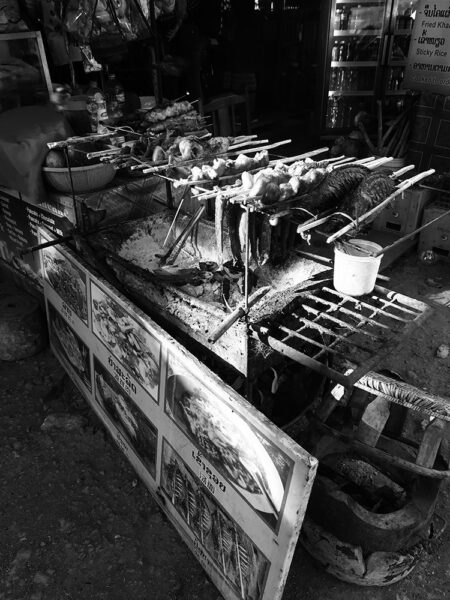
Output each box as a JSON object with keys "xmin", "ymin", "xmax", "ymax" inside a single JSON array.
[
  {"xmin": 234, "ymin": 153, "xmax": 255, "ymax": 172},
  {"xmin": 191, "ymin": 166, "xmax": 203, "ymax": 181},
  {"xmin": 202, "ymin": 164, "xmax": 217, "ymax": 180},
  {"xmin": 248, "ymin": 175, "xmax": 271, "ymax": 198},
  {"xmin": 241, "ymin": 172, "xmax": 254, "ymax": 190},
  {"xmin": 208, "ymin": 136, "xmax": 231, "ymax": 154},
  {"xmin": 212, "ymin": 158, "xmax": 227, "ymax": 177},
  {"xmin": 144, "ymin": 101, "xmax": 193, "ymax": 123},
  {"xmin": 152, "ymin": 146, "xmax": 165, "ymax": 162}
]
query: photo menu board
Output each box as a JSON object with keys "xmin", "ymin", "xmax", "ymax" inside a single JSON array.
[{"xmin": 39, "ymin": 229, "xmax": 318, "ymax": 600}]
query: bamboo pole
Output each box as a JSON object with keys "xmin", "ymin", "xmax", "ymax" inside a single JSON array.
[{"xmin": 326, "ymin": 170, "xmax": 435, "ymax": 244}]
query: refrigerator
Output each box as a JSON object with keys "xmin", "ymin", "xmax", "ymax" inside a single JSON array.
[{"xmin": 319, "ymin": 0, "xmax": 419, "ymax": 137}]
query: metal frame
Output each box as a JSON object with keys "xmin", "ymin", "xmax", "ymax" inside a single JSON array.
[
  {"xmin": 250, "ymin": 280, "xmax": 432, "ymax": 387},
  {"xmin": 0, "ymin": 31, "xmax": 53, "ymax": 100}
]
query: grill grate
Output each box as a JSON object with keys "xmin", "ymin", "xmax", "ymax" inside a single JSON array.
[{"xmin": 250, "ymin": 281, "xmax": 432, "ymax": 387}]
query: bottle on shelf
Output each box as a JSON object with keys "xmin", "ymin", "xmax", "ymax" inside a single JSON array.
[
  {"xmin": 331, "ymin": 39, "xmax": 340, "ymax": 61},
  {"xmin": 334, "ymin": 8, "xmax": 342, "ymax": 30},
  {"xmin": 338, "ymin": 41, "xmax": 347, "ymax": 61},
  {"xmin": 104, "ymin": 73, "xmax": 125, "ymax": 123},
  {"xmin": 330, "ymin": 68, "xmax": 339, "ymax": 90},
  {"xmin": 340, "ymin": 8, "xmax": 349, "ymax": 30},
  {"xmin": 86, "ymin": 80, "xmax": 107, "ymax": 133}
]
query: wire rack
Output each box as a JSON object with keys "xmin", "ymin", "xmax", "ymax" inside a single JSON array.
[{"xmin": 250, "ymin": 281, "xmax": 432, "ymax": 387}]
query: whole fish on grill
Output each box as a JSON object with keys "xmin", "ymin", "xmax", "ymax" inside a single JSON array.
[
  {"xmin": 325, "ymin": 170, "xmax": 396, "ymax": 232},
  {"xmin": 303, "ymin": 164, "xmax": 371, "ymax": 212}
]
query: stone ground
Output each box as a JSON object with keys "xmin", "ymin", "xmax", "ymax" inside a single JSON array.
[{"xmin": 1, "ymin": 253, "xmax": 450, "ymax": 600}]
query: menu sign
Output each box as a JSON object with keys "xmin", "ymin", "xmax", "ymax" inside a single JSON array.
[
  {"xmin": 404, "ymin": 1, "xmax": 450, "ymax": 95},
  {"xmin": 0, "ymin": 188, "xmax": 74, "ymax": 280},
  {"xmin": 40, "ymin": 229, "xmax": 318, "ymax": 600}
]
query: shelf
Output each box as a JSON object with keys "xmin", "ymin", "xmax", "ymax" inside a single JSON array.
[
  {"xmin": 331, "ymin": 61, "xmax": 378, "ymax": 67},
  {"xmin": 328, "ymin": 90, "xmax": 373, "ymax": 96},
  {"xmin": 333, "ymin": 29, "xmax": 382, "ymax": 36}
]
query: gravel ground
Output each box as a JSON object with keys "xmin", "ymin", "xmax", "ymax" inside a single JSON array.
[{"xmin": 1, "ymin": 253, "xmax": 450, "ymax": 600}]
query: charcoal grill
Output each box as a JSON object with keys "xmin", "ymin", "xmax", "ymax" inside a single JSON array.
[{"xmin": 250, "ymin": 280, "xmax": 432, "ymax": 387}]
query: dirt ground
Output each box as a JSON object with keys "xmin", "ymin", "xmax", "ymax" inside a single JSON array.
[{"xmin": 1, "ymin": 252, "xmax": 450, "ymax": 600}]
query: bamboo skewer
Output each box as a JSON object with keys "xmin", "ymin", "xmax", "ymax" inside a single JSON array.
[
  {"xmin": 329, "ymin": 156, "xmax": 356, "ymax": 166},
  {"xmin": 228, "ymin": 139, "xmax": 269, "ymax": 150},
  {"xmin": 366, "ymin": 156, "xmax": 394, "ymax": 169},
  {"xmin": 86, "ymin": 147, "xmax": 123, "ymax": 159},
  {"xmin": 391, "ymin": 164, "xmax": 415, "ymax": 179},
  {"xmin": 47, "ymin": 133, "xmax": 116, "ymax": 149},
  {"xmin": 326, "ymin": 169, "xmax": 436, "ymax": 244}
]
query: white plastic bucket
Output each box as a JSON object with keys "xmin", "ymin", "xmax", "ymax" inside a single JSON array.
[{"xmin": 333, "ymin": 239, "xmax": 383, "ymax": 297}]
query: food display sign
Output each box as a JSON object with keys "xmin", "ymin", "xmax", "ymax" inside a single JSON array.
[
  {"xmin": 404, "ymin": 0, "xmax": 450, "ymax": 95},
  {"xmin": 40, "ymin": 229, "xmax": 318, "ymax": 600}
]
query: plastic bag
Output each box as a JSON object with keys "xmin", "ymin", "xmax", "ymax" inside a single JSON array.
[
  {"xmin": 64, "ymin": 0, "xmax": 97, "ymax": 44},
  {"xmin": 0, "ymin": 0, "xmax": 28, "ymax": 32}
]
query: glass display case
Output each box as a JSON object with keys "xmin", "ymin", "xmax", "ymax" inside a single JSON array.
[
  {"xmin": 320, "ymin": 0, "xmax": 419, "ymax": 136},
  {"xmin": 0, "ymin": 31, "xmax": 52, "ymax": 114}
]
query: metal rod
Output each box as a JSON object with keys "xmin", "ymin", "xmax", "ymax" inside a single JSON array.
[
  {"xmin": 244, "ymin": 206, "xmax": 250, "ymax": 312},
  {"xmin": 322, "ymin": 287, "xmax": 410, "ymax": 324},
  {"xmin": 291, "ymin": 313, "xmax": 377, "ymax": 353},
  {"xmin": 301, "ymin": 304, "xmax": 384, "ymax": 340},
  {"xmin": 162, "ymin": 193, "xmax": 186, "ymax": 246},
  {"xmin": 303, "ymin": 293, "xmax": 391, "ymax": 330}
]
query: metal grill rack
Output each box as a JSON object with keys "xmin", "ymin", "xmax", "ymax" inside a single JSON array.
[{"xmin": 250, "ymin": 281, "xmax": 432, "ymax": 387}]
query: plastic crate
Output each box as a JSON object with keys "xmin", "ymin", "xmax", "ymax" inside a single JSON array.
[
  {"xmin": 418, "ymin": 198, "xmax": 450, "ymax": 261},
  {"xmin": 372, "ymin": 187, "xmax": 435, "ymax": 235}
]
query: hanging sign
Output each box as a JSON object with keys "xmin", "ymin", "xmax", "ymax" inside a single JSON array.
[
  {"xmin": 39, "ymin": 228, "xmax": 318, "ymax": 600},
  {"xmin": 404, "ymin": 0, "xmax": 450, "ymax": 95}
]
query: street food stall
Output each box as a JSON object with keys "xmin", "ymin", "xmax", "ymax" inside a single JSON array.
[
  {"xmin": 1, "ymin": 0, "xmax": 450, "ymax": 597},
  {"xmin": 33, "ymin": 116, "xmax": 450, "ymax": 594}
]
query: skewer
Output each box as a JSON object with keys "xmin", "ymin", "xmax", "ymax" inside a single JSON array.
[
  {"xmin": 156, "ymin": 204, "xmax": 206, "ymax": 266},
  {"xmin": 86, "ymin": 147, "xmax": 123, "ymax": 159},
  {"xmin": 162, "ymin": 194, "xmax": 186, "ymax": 246},
  {"xmin": 391, "ymin": 164, "xmax": 415, "ymax": 179},
  {"xmin": 366, "ymin": 156, "xmax": 394, "ymax": 169},
  {"xmin": 267, "ymin": 147, "xmax": 329, "ymax": 166},
  {"xmin": 331, "ymin": 156, "xmax": 377, "ymax": 170},
  {"xmin": 233, "ymin": 134, "xmax": 258, "ymax": 143},
  {"xmin": 226, "ymin": 138, "xmax": 292, "ymax": 156},
  {"xmin": 329, "ymin": 156, "xmax": 356, "ymax": 166},
  {"xmin": 326, "ymin": 169, "xmax": 436, "ymax": 244},
  {"xmin": 296, "ymin": 209, "xmax": 336, "ymax": 234},
  {"xmin": 228, "ymin": 139, "xmax": 268, "ymax": 150},
  {"xmin": 47, "ymin": 132, "xmax": 116, "ymax": 149}
]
